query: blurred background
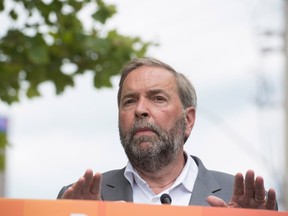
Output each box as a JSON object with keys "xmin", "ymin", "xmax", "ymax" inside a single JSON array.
[{"xmin": 0, "ymin": 0, "xmax": 287, "ymax": 211}]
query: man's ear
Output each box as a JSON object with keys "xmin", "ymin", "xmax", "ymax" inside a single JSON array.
[{"xmin": 184, "ymin": 106, "xmax": 196, "ymax": 140}]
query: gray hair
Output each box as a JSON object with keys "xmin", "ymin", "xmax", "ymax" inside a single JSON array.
[{"xmin": 117, "ymin": 57, "xmax": 197, "ymax": 109}]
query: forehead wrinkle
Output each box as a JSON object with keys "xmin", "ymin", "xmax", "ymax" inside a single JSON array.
[
  {"xmin": 121, "ymin": 66, "xmax": 178, "ymax": 99},
  {"xmin": 123, "ymin": 84, "xmax": 176, "ymax": 99},
  {"xmin": 127, "ymin": 75, "xmax": 176, "ymax": 92}
]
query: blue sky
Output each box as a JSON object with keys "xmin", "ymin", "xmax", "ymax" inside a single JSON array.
[{"xmin": 0, "ymin": 0, "xmax": 286, "ymax": 210}]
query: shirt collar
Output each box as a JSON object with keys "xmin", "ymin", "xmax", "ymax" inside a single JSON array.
[{"xmin": 124, "ymin": 152, "xmax": 198, "ymax": 193}]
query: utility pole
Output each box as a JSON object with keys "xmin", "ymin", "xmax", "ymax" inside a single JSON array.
[{"xmin": 284, "ymin": 0, "xmax": 288, "ymax": 211}]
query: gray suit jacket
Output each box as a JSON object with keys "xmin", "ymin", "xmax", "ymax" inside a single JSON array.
[
  {"xmin": 57, "ymin": 155, "xmax": 234, "ymax": 205},
  {"xmin": 57, "ymin": 156, "xmax": 234, "ymax": 206}
]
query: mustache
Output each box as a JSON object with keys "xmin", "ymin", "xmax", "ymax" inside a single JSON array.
[{"xmin": 129, "ymin": 120, "xmax": 160, "ymax": 137}]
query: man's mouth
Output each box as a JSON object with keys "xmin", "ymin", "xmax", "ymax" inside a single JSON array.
[{"xmin": 133, "ymin": 127, "xmax": 156, "ymax": 137}]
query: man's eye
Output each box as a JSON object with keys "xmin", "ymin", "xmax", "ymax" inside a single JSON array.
[
  {"xmin": 154, "ymin": 96, "xmax": 165, "ymax": 102},
  {"xmin": 123, "ymin": 99, "xmax": 135, "ymax": 105}
]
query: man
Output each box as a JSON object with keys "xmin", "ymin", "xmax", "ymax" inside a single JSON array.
[{"xmin": 58, "ymin": 57, "xmax": 277, "ymax": 210}]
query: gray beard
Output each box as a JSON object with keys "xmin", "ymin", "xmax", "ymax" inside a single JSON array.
[{"xmin": 119, "ymin": 114, "xmax": 186, "ymax": 173}]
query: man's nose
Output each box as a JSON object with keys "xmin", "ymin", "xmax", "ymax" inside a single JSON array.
[{"xmin": 134, "ymin": 98, "xmax": 149, "ymax": 118}]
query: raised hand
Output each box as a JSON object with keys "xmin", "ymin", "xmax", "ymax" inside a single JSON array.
[
  {"xmin": 61, "ymin": 169, "xmax": 102, "ymax": 200},
  {"xmin": 207, "ymin": 170, "xmax": 277, "ymax": 210}
]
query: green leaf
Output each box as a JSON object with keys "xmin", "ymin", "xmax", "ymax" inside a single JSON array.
[
  {"xmin": 94, "ymin": 71, "xmax": 112, "ymax": 88},
  {"xmin": 0, "ymin": 133, "xmax": 8, "ymax": 171},
  {"xmin": 0, "ymin": 133, "xmax": 7, "ymax": 149},
  {"xmin": 9, "ymin": 9, "xmax": 18, "ymax": 20},
  {"xmin": 93, "ymin": 0, "xmax": 116, "ymax": 24},
  {"xmin": 0, "ymin": 153, "xmax": 5, "ymax": 171},
  {"xmin": 0, "ymin": 0, "xmax": 153, "ymax": 106},
  {"xmin": 26, "ymin": 34, "xmax": 50, "ymax": 65},
  {"xmin": 27, "ymin": 46, "xmax": 49, "ymax": 64},
  {"xmin": 26, "ymin": 85, "xmax": 41, "ymax": 98},
  {"xmin": 0, "ymin": 1, "xmax": 4, "ymax": 11},
  {"xmin": 69, "ymin": 1, "xmax": 83, "ymax": 11}
]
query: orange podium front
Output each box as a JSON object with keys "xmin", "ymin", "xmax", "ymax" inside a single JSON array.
[{"xmin": 0, "ymin": 198, "xmax": 286, "ymax": 216}]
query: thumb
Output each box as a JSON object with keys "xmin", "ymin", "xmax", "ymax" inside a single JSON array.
[{"xmin": 206, "ymin": 195, "xmax": 228, "ymax": 207}]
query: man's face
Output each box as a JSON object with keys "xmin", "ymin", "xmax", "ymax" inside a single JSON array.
[{"xmin": 118, "ymin": 66, "xmax": 195, "ymax": 172}]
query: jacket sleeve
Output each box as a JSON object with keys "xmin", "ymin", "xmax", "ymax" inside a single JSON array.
[{"xmin": 57, "ymin": 185, "xmax": 69, "ymax": 199}]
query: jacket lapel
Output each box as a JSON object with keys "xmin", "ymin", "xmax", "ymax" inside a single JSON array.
[
  {"xmin": 101, "ymin": 168, "xmax": 133, "ymax": 202},
  {"xmin": 101, "ymin": 156, "xmax": 223, "ymax": 205},
  {"xmin": 189, "ymin": 156, "xmax": 222, "ymax": 206}
]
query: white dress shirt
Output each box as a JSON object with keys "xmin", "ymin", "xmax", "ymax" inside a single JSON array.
[{"xmin": 124, "ymin": 152, "xmax": 199, "ymax": 206}]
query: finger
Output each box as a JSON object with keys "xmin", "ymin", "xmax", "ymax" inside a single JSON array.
[
  {"xmin": 62, "ymin": 187, "xmax": 74, "ymax": 199},
  {"xmin": 70, "ymin": 176, "xmax": 86, "ymax": 196},
  {"xmin": 244, "ymin": 170, "xmax": 255, "ymax": 198},
  {"xmin": 233, "ymin": 172, "xmax": 244, "ymax": 197},
  {"xmin": 254, "ymin": 176, "xmax": 266, "ymax": 202},
  {"xmin": 62, "ymin": 177, "xmax": 85, "ymax": 199},
  {"xmin": 90, "ymin": 172, "xmax": 102, "ymax": 199},
  {"xmin": 81, "ymin": 169, "xmax": 94, "ymax": 194},
  {"xmin": 206, "ymin": 195, "xmax": 228, "ymax": 207},
  {"xmin": 266, "ymin": 188, "xmax": 277, "ymax": 210}
]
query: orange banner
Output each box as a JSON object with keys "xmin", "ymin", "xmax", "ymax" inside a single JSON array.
[{"xmin": 0, "ymin": 198, "xmax": 286, "ymax": 216}]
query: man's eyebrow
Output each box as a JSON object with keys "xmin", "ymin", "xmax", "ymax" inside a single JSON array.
[
  {"xmin": 121, "ymin": 89, "xmax": 170, "ymax": 100},
  {"xmin": 121, "ymin": 92, "xmax": 138, "ymax": 100},
  {"xmin": 147, "ymin": 89, "xmax": 170, "ymax": 97},
  {"xmin": 147, "ymin": 89, "xmax": 163, "ymax": 94}
]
